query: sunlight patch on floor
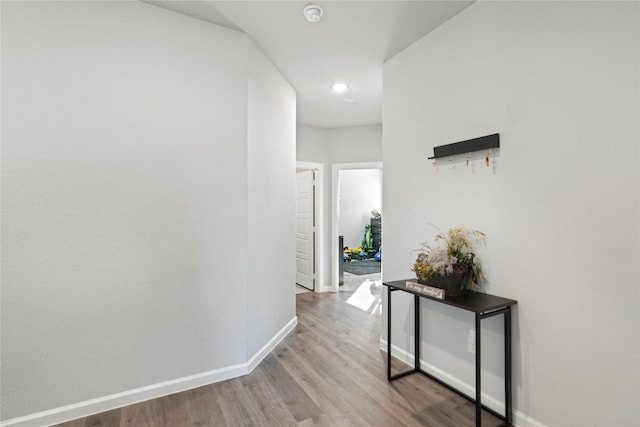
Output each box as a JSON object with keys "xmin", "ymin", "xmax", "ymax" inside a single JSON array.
[{"xmin": 346, "ymin": 278, "xmax": 382, "ymax": 314}]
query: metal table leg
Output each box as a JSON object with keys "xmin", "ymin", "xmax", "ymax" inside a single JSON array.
[
  {"xmin": 476, "ymin": 313, "xmax": 482, "ymax": 426},
  {"xmin": 414, "ymin": 294, "xmax": 420, "ymax": 370},
  {"xmin": 505, "ymin": 307, "xmax": 513, "ymax": 426},
  {"xmin": 387, "ymin": 286, "xmax": 392, "ymax": 381}
]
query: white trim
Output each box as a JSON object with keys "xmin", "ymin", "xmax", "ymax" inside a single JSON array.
[
  {"xmin": 247, "ymin": 316, "xmax": 297, "ymax": 372},
  {"xmin": 331, "ymin": 162, "xmax": 382, "ymax": 292},
  {"xmin": 1, "ymin": 317, "xmax": 297, "ymax": 427},
  {"xmin": 379, "ymin": 338, "xmax": 547, "ymax": 427},
  {"xmin": 296, "ymin": 161, "xmax": 325, "ymax": 292}
]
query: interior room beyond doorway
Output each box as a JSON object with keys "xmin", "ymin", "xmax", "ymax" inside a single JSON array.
[{"xmin": 337, "ymin": 167, "xmax": 382, "ymax": 310}]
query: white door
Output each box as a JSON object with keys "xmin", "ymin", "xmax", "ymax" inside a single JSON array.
[{"xmin": 296, "ymin": 170, "xmax": 315, "ymax": 290}]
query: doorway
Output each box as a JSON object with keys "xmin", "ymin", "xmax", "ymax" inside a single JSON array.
[
  {"xmin": 295, "ymin": 170, "xmax": 315, "ymax": 291},
  {"xmin": 334, "ymin": 163, "xmax": 383, "ymax": 314},
  {"xmin": 331, "ymin": 162, "xmax": 382, "ymax": 293},
  {"xmin": 295, "ymin": 162, "xmax": 324, "ymax": 292}
]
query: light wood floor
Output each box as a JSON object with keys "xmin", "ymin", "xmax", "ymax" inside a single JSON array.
[{"xmin": 54, "ymin": 289, "xmax": 501, "ymax": 427}]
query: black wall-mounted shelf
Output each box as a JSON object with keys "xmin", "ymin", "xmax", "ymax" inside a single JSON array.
[{"xmin": 428, "ymin": 133, "xmax": 500, "ymax": 159}]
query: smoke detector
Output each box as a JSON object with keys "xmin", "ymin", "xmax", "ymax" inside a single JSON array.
[{"xmin": 303, "ymin": 4, "xmax": 323, "ymax": 23}]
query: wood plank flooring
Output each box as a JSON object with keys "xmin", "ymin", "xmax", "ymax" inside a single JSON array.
[{"xmin": 54, "ymin": 289, "xmax": 501, "ymax": 427}]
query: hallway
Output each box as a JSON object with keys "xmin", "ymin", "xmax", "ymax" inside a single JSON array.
[{"xmin": 55, "ymin": 291, "xmax": 501, "ymax": 426}]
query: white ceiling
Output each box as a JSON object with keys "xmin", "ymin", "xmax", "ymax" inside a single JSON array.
[{"xmin": 145, "ymin": 1, "xmax": 473, "ymax": 128}]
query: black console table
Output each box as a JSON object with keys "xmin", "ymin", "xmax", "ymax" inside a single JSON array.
[{"xmin": 383, "ymin": 279, "xmax": 517, "ymax": 427}]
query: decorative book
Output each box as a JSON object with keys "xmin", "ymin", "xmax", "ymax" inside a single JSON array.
[{"xmin": 405, "ymin": 281, "xmax": 445, "ymax": 299}]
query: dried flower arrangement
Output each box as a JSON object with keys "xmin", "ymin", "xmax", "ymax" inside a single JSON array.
[{"xmin": 412, "ymin": 226, "xmax": 485, "ymax": 290}]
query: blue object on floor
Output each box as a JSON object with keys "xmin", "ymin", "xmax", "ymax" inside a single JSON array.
[{"xmin": 374, "ymin": 251, "xmax": 382, "ymax": 261}]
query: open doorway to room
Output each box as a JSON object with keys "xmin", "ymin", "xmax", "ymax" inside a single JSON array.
[
  {"xmin": 332, "ymin": 162, "xmax": 382, "ymax": 313},
  {"xmin": 295, "ymin": 162, "xmax": 324, "ymax": 294}
]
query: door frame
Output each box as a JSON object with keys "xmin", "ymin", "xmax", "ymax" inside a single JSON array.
[
  {"xmin": 296, "ymin": 161, "xmax": 324, "ymax": 292},
  {"xmin": 331, "ymin": 162, "xmax": 382, "ymax": 292}
]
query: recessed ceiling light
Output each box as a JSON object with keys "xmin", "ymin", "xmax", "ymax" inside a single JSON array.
[
  {"xmin": 332, "ymin": 83, "xmax": 348, "ymax": 93},
  {"xmin": 303, "ymin": 4, "xmax": 323, "ymax": 23}
]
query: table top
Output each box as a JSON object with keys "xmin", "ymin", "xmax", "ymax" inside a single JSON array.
[{"xmin": 383, "ymin": 279, "xmax": 517, "ymax": 313}]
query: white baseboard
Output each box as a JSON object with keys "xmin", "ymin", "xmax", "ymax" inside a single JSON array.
[
  {"xmin": 1, "ymin": 317, "xmax": 297, "ymax": 427},
  {"xmin": 379, "ymin": 338, "xmax": 548, "ymax": 427},
  {"xmin": 247, "ymin": 316, "xmax": 297, "ymax": 372}
]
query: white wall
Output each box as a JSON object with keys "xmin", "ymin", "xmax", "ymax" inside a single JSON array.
[
  {"xmin": 1, "ymin": 1, "xmax": 295, "ymax": 423},
  {"xmin": 297, "ymin": 124, "xmax": 382, "ymax": 288},
  {"xmin": 297, "ymin": 124, "xmax": 382, "ymax": 165},
  {"xmin": 247, "ymin": 43, "xmax": 296, "ymax": 357},
  {"xmin": 297, "ymin": 124, "xmax": 329, "ymax": 164},
  {"xmin": 327, "ymin": 125, "xmax": 383, "ymax": 163},
  {"xmin": 383, "ymin": 2, "xmax": 639, "ymax": 426},
  {"xmin": 338, "ymin": 169, "xmax": 381, "ymax": 248}
]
